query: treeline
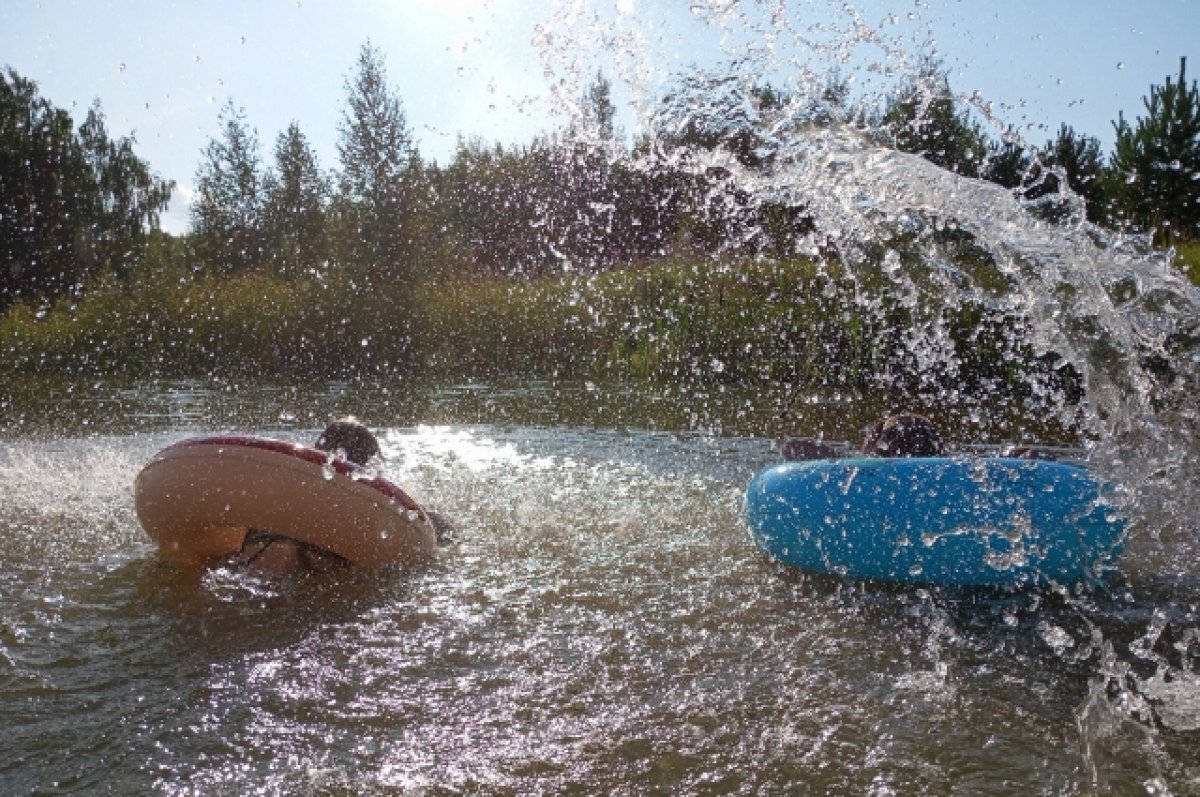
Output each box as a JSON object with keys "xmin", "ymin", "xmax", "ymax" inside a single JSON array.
[
  {"xmin": 181, "ymin": 52, "xmax": 1200, "ymax": 286},
  {"xmin": 181, "ymin": 45, "xmax": 821, "ymax": 290},
  {"xmin": 1, "ymin": 46, "xmax": 1198, "ymax": 394},
  {"xmin": 881, "ymin": 57, "xmax": 1200, "ymax": 245}
]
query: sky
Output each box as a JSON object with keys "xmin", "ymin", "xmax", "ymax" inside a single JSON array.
[{"xmin": 2, "ymin": 0, "xmax": 1196, "ymax": 233}]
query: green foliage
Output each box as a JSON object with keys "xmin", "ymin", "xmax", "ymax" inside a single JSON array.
[
  {"xmin": 1175, "ymin": 241, "xmax": 1200, "ymax": 285},
  {"xmin": 78, "ymin": 102, "xmax": 176, "ymax": 279},
  {"xmin": 0, "ymin": 245, "xmax": 1077, "ymax": 428},
  {"xmin": 652, "ymin": 70, "xmax": 785, "ymax": 168},
  {"xmin": 0, "ymin": 67, "xmax": 172, "ymax": 309},
  {"xmin": 262, "ymin": 122, "xmax": 329, "ymax": 278},
  {"xmin": 884, "ymin": 62, "xmax": 988, "ymax": 177},
  {"xmin": 190, "ymin": 100, "xmax": 264, "ymax": 273},
  {"xmin": 337, "ymin": 41, "xmax": 421, "ymax": 285},
  {"xmin": 4, "ymin": 48, "xmax": 1198, "ymax": 410},
  {"xmin": 0, "ymin": 257, "xmax": 414, "ymax": 378},
  {"xmin": 984, "ymin": 126, "xmax": 1110, "ymax": 223},
  {"xmin": 981, "ymin": 139, "xmax": 1032, "ymax": 189},
  {"xmin": 1039, "ymin": 125, "xmax": 1108, "ymax": 222},
  {"xmin": 1111, "ymin": 57, "xmax": 1200, "ymax": 243},
  {"xmin": 436, "ymin": 137, "xmax": 692, "ymax": 276},
  {"xmin": 576, "ymin": 70, "xmax": 617, "ymax": 143}
]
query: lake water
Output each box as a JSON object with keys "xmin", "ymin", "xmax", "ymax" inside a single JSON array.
[{"xmin": 1, "ymin": 378, "xmax": 1198, "ymax": 795}]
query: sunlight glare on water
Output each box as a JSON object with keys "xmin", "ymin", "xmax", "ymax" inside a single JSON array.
[{"xmin": 0, "ymin": 403, "xmax": 1195, "ymax": 792}]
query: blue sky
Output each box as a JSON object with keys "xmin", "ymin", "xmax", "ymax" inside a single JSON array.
[{"xmin": 2, "ymin": 0, "xmax": 1196, "ymax": 233}]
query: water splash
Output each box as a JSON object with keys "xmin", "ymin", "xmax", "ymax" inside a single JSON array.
[
  {"xmin": 764, "ymin": 139, "xmax": 1199, "ymax": 554},
  {"xmin": 535, "ymin": 0, "xmax": 1199, "ymax": 574},
  {"xmin": 0, "ymin": 436, "xmax": 153, "ymax": 564},
  {"xmin": 530, "ymin": 0, "xmax": 1200, "ymax": 780}
]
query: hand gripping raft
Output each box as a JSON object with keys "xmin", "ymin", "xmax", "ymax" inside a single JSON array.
[
  {"xmin": 744, "ymin": 457, "xmax": 1126, "ymax": 587},
  {"xmin": 135, "ymin": 435, "xmax": 438, "ymax": 568}
]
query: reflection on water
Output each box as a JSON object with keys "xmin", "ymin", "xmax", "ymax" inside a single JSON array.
[
  {"xmin": 0, "ymin": 374, "xmax": 1080, "ymax": 448},
  {"xmin": 0, "ymin": 380, "xmax": 1197, "ymax": 794}
]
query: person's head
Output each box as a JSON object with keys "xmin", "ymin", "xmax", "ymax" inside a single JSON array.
[
  {"xmin": 315, "ymin": 418, "xmax": 380, "ymax": 466},
  {"xmin": 861, "ymin": 412, "xmax": 945, "ymax": 457}
]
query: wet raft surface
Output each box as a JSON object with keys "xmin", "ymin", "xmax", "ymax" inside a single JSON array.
[{"xmin": 745, "ymin": 457, "xmax": 1126, "ymax": 587}]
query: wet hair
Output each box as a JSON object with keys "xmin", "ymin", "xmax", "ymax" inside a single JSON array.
[
  {"xmin": 861, "ymin": 413, "xmax": 945, "ymax": 457},
  {"xmin": 314, "ymin": 418, "xmax": 380, "ymax": 466}
]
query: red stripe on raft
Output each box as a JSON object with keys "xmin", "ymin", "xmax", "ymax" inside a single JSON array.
[{"xmin": 163, "ymin": 434, "xmax": 423, "ymax": 512}]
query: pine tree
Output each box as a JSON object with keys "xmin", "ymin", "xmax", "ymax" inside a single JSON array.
[
  {"xmin": 981, "ymin": 139, "xmax": 1032, "ymax": 189},
  {"xmin": 336, "ymin": 41, "xmax": 418, "ymax": 283},
  {"xmin": 1038, "ymin": 125, "xmax": 1107, "ymax": 223},
  {"xmin": 191, "ymin": 99, "xmax": 264, "ymax": 273},
  {"xmin": 577, "ymin": 70, "xmax": 617, "ymax": 144},
  {"xmin": 262, "ymin": 122, "xmax": 328, "ymax": 278},
  {"xmin": 884, "ymin": 62, "xmax": 988, "ymax": 178},
  {"xmin": 1111, "ymin": 57, "xmax": 1200, "ymax": 244}
]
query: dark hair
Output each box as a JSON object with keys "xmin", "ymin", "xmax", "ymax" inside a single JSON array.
[
  {"xmin": 861, "ymin": 413, "xmax": 945, "ymax": 457},
  {"xmin": 315, "ymin": 418, "xmax": 380, "ymax": 466}
]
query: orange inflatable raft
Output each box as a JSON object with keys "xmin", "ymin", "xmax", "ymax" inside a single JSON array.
[{"xmin": 134, "ymin": 435, "xmax": 438, "ymax": 568}]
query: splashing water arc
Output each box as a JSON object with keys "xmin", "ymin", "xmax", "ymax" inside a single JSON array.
[
  {"xmin": 764, "ymin": 137, "xmax": 1200, "ymax": 573},
  {"xmin": 546, "ymin": 0, "xmax": 1200, "ymax": 576}
]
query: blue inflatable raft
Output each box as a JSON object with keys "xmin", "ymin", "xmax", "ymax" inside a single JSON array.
[{"xmin": 744, "ymin": 457, "xmax": 1126, "ymax": 587}]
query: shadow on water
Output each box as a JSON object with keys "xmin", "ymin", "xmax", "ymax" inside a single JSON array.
[{"xmin": 0, "ymin": 373, "xmax": 1081, "ymax": 451}]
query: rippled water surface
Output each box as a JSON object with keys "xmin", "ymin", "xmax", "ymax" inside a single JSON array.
[{"xmin": 1, "ymin": 380, "xmax": 1198, "ymax": 795}]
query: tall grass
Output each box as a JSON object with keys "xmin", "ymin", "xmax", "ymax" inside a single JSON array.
[
  {"xmin": 0, "ymin": 254, "xmax": 1069, "ymax": 415},
  {"xmin": 1175, "ymin": 241, "xmax": 1200, "ymax": 286}
]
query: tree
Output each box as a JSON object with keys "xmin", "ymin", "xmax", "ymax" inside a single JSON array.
[
  {"xmin": 190, "ymin": 99, "xmax": 264, "ymax": 273},
  {"xmin": 653, "ymin": 68, "xmax": 784, "ymax": 168},
  {"xmin": 78, "ymin": 102, "xmax": 175, "ymax": 279},
  {"xmin": 575, "ymin": 70, "xmax": 617, "ymax": 145},
  {"xmin": 1031, "ymin": 125, "xmax": 1107, "ymax": 224},
  {"xmin": 1, "ymin": 69, "xmax": 93, "ymax": 306},
  {"xmin": 337, "ymin": 41, "xmax": 419, "ymax": 282},
  {"xmin": 1110, "ymin": 57, "xmax": 1200, "ymax": 244},
  {"xmin": 981, "ymin": 126, "xmax": 1107, "ymax": 225},
  {"xmin": 0, "ymin": 68, "xmax": 171, "ymax": 308},
  {"xmin": 981, "ymin": 138, "xmax": 1032, "ymax": 189},
  {"xmin": 884, "ymin": 62, "xmax": 989, "ymax": 178},
  {"xmin": 262, "ymin": 122, "xmax": 328, "ymax": 278}
]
